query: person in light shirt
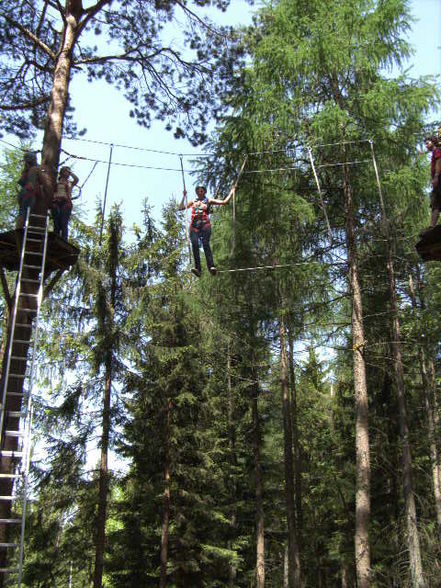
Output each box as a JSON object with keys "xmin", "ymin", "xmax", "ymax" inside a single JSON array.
[{"xmin": 52, "ymin": 166, "xmax": 79, "ymax": 240}]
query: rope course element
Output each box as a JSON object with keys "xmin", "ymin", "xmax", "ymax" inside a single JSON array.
[
  {"xmin": 2, "ymin": 138, "xmax": 379, "ymax": 176},
  {"xmin": 60, "ymin": 148, "xmax": 192, "ymax": 172},
  {"xmin": 217, "ymin": 260, "xmax": 345, "ymax": 274},
  {"xmin": 316, "ymin": 159, "xmax": 372, "ymax": 169},
  {"xmin": 231, "ymin": 156, "xmax": 248, "ymax": 253},
  {"xmin": 217, "ymin": 263, "xmax": 305, "ymax": 273},
  {"xmin": 78, "ymin": 161, "xmax": 98, "ymax": 195},
  {"xmin": 179, "ymin": 154, "xmax": 192, "ymax": 264},
  {"xmin": 62, "ymin": 135, "xmax": 375, "ymax": 157},
  {"xmin": 99, "ymin": 143, "xmax": 113, "ymax": 244},
  {"xmin": 312, "ymin": 139, "xmax": 371, "ymax": 148},
  {"xmin": 63, "ymin": 136, "xmax": 211, "ymax": 158},
  {"xmin": 308, "ymin": 147, "xmax": 333, "ymax": 244}
]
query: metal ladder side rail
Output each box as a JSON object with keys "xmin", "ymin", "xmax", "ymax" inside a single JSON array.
[
  {"xmin": 0, "ymin": 212, "xmax": 49, "ymax": 581},
  {"xmin": 0, "ymin": 207, "xmax": 37, "ymax": 444},
  {"xmin": 16, "ymin": 398, "xmax": 34, "ymax": 588},
  {"xmin": 17, "ymin": 213, "xmax": 50, "ymax": 587}
]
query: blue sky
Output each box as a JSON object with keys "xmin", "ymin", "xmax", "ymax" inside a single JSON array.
[{"xmin": 2, "ymin": 0, "xmax": 440, "ymax": 234}]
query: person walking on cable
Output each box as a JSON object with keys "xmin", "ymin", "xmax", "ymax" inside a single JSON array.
[
  {"xmin": 52, "ymin": 166, "xmax": 79, "ymax": 240},
  {"xmin": 179, "ymin": 185, "xmax": 235, "ymax": 277}
]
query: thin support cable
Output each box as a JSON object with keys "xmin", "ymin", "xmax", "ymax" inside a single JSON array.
[
  {"xmin": 369, "ymin": 140, "xmax": 387, "ymax": 228},
  {"xmin": 100, "ymin": 143, "xmax": 113, "ymax": 245},
  {"xmin": 77, "ymin": 160, "xmax": 98, "ymax": 195},
  {"xmin": 62, "ymin": 135, "xmax": 372, "ymax": 157},
  {"xmin": 230, "ymin": 156, "xmax": 248, "ymax": 254},
  {"xmin": 217, "ymin": 259, "xmax": 345, "ymax": 274},
  {"xmin": 316, "ymin": 159, "xmax": 372, "ymax": 169},
  {"xmin": 312, "ymin": 138, "xmax": 371, "ymax": 149},
  {"xmin": 179, "ymin": 155, "xmax": 192, "ymax": 264},
  {"xmin": 217, "ymin": 263, "xmax": 301, "ymax": 273},
  {"xmin": 308, "ymin": 147, "xmax": 333, "ymax": 245}
]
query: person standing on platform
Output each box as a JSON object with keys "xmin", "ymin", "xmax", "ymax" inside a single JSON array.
[
  {"xmin": 52, "ymin": 166, "xmax": 79, "ymax": 240},
  {"xmin": 424, "ymin": 135, "xmax": 441, "ymax": 231},
  {"xmin": 16, "ymin": 152, "xmax": 41, "ymax": 229}
]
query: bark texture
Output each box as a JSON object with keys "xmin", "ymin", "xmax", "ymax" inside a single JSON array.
[
  {"xmin": 343, "ymin": 165, "xmax": 371, "ymax": 588},
  {"xmin": 251, "ymin": 373, "xmax": 265, "ymax": 588},
  {"xmin": 279, "ymin": 317, "xmax": 301, "ymax": 587}
]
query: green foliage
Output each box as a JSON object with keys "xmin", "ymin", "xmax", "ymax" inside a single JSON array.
[{"xmin": 2, "ymin": 1, "xmax": 441, "ymax": 587}]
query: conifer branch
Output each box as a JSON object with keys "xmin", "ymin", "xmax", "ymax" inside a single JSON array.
[
  {"xmin": 1, "ymin": 13, "xmax": 56, "ymax": 61},
  {"xmin": 0, "ymin": 96, "xmax": 51, "ymax": 111}
]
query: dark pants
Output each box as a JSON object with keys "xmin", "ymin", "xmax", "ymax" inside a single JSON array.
[
  {"xmin": 52, "ymin": 200, "xmax": 72, "ymax": 240},
  {"xmin": 18, "ymin": 194, "xmax": 36, "ymax": 219},
  {"xmin": 190, "ymin": 223, "xmax": 214, "ymax": 272}
]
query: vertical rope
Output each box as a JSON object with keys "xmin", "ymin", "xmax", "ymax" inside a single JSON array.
[
  {"xmin": 179, "ymin": 155, "xmax": 192, "ymax": 264},
  {"xmin": 100, "ymin": 143, "xmax": 113, "ymax": 244},
  {"xmin": 369, "ymin": 140, "xmax": 386, "ymax": 213},
  {"xmin": 231, "ymin": 155, "xmax": 248, "ymax": 254},
  {"xmin": 308, "ymin": 147, "xmax": 333, "ymax": 244}
]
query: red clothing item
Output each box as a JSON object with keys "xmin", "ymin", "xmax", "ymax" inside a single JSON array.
[
  {"xmin": 191, "ymin": 197, "xmax": 210, "ymax": 226},
  {"xmin": 431, "ymin": 148, "xmax": 441, "ymax": 178}
]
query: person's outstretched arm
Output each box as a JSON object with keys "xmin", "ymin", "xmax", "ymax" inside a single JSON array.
[{"xmin": 209, "ymin": 186, "xmax": 236, "ymax": 206}]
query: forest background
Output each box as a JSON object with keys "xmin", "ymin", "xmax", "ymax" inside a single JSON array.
[{"xmin": 1, "ymin": 1, "xmax": 441, "ymax": 588}]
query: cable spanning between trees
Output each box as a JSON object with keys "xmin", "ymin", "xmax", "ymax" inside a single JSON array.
[{"xmin": 216, "ymin": 260, "xmax": 346, "ymax": 274}]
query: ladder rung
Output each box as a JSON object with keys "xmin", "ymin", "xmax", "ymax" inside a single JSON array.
[
  {"xmin": 5, "ymin": 392, "xmax": 24, "ymax": 397},
  {"xmin": 0, "ymin": 497, "xmax": 15, "ymax": 501},
  {"xmin": 0, "ymin": 474, "xmax": 21, "ymax": 479},
  {"xmin": 18, "ymin": 293, "xmax": 39, "ymax": 298},
  {"xmin": 18, "ymin": 308, "xmax": 37, "ymax": 313},
  {"xmin": 13, "ymin": 340, "xmax": 34, "ymax": 345},
  {"xmin": 20, "ymin": 279, "xmax": 40, "ymax": 285},
  {"xmin": 4, "ymin": 431, "xmax": 24, "ymax": 438},
  {"xmin": 7, "ymin": 411, "xmax": 23, "ymax": 418},
  {"xmin": 0, "ymin": 543, "xmax": 18, "ymax": 548},
  {"xmin": 0, "ymin": 451, "xmax": 23, "ymax": 458},
  {"xmin": 22, "ymin": 266, "xmax": 41, "ymax": 271},
  {"xmin": 27, "ymin": 232, "xmax": 45, "ymax": 238},
  {"xmin": 0, "ymin": 568, "xmax": 19, "ymax": 573},
  {"xmin": 0, "ymin": 519, "xmax": 21, "ymax": 525},
  {"xmin": 29, "ymin": 213, "xmax": 47, "ymax": 219},
  {"xmin": 10, "ymin": 355, "xmax": 27, "ymax": 360},
  {"xmin": 7, "ymin": 374, "xmax": 26, "ymax": 379},
  {"xmin": 27, "ymin": 237, "xmax": 43, "ymax": 243}
]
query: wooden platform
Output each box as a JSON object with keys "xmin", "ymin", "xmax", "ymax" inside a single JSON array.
[
  {"xmin": 0, "ymin": 230, "xmax": 80, "ymax": 274},
  {"xmin": 415, "ymin": 225, "xmax": 441, "ymax": 262}
]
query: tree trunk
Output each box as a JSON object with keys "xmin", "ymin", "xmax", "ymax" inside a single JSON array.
[
  {"xmin": 94, "ymin": 229, "xmax": 119, "ymax": 587},
  {"xmin": 159, "ymin": 398, "xmax": 172, "ymax": 588},
  {"xmin": 408, "ymin": 274, "xmax": 441, "ymax": 534},
  {"xmin": 227, "ymin": 345, "xmax": 238, "ymax": 587},
  {"xmin": 279, "ymin": 317, "xmax": 301, "ymax": 587},
  {"xmin": 93, "ymin": 358, "xmax": 112, "ymax": 588},
  {"xmin": 251, "ymin": 373, "xmax": 265, "ymax": 588},
  {"xmin": 41, "ymin": 7, "xmax": 80, "ymax": 174},
  {"xmin": 287, "ymin": 325, "xmax": 302, "ymax": 554},
  {"xmin": 343, "ymin": 164, "xmax": 371, "ymax": 588},
  {"xmin": 374, "ymin": 167, "xmax": 424, "ymax": 586},
  {"xmin": 387, "ymin": 265, "xmax": 424, "ymax": 587},
  {"xmin": 428, "ymin": 357, "xmax": 441, "ymax": 529}
]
